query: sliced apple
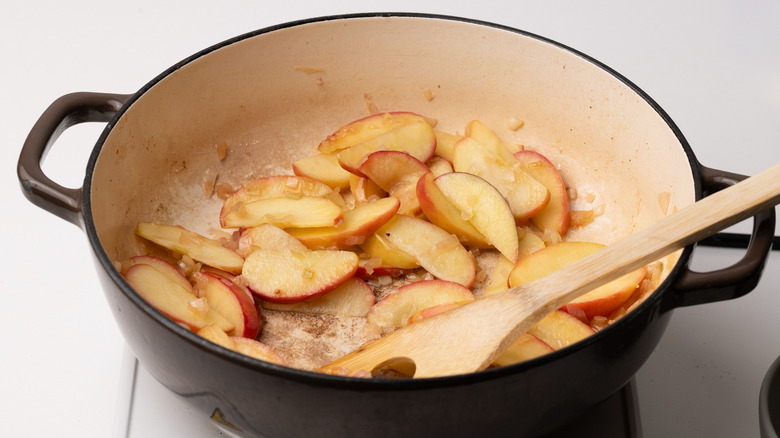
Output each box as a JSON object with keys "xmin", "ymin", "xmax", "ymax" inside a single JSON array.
[
  {"xmin": 464, "ymin": 120, "xmax": 521, "ymax": 158},
  {"xmin": 263, "ymin": 277, "xmax": 375, "ymax": 317},
  {"xmin": 514, "ymin": 150, "xmax": 571, "ymax": 235},
  {"xmin": 416, "ymin": 172, "xmax": 490, "ymax": 248},
  {"xmin": 192, "ymin": 272, "xmax": 261, "ymax": 338},
  {"xmin": 481, "ymin": 254, "xmax": 516, "ymax": 297},
  {"xmin": 241, "ymin": 248, "xmax": 359, "ymax": 303},
  {"xmin": 230, "ymin": 336, "xmax": 288, "ymax": 366},
  {"xmin": 355, "ymin": 263, "xmax": 407, "ymax": 280},
  {"xmin": 358, "ymin": 151, "xmax": 431, "ymax": 216},
  {"xmin": 238, "ymin": 223, "xmax": 310, "ymax": 257},
  {"xmin": 360, "ymin": 232, "xmax": 420, "ymax": 270},
  {"xmin": 508, "ymin": 241, "xmax": 647, "ymax": 319},
  {"xmin": 221, "ymin": 175, "xmax": 338, "ymax": 222},
  {"xmin": 286, "ymin": 196, "xmax": 399, "ymax": 250},
  {"xmin": 124, "ymin": 263, "xmax": 234, "ymax": 332},
  {"xmin": 337, "ymin": 120, "xmax": 436, "ymax": 176},
  {"xmin": 220, "ymin": 196, "xmax": 343, "ymax": 229},
  {"xmin": 293, "ymin": 152, "xmax": 352, "ymax": 189},
  {"xmin": 434, "ymin": 172, "xmax": 520, "ymax": 262},
  {"xmin": 196, "ymin": 323, "xmax": 234, "ymax": 348},
  {"xmin": 123, "ymin": 255, "xmax": 194, "ymax": 293},
  {"xmin": 517, "ymin": 229, "xmax": 546, "ymax": 258},
  {"xmin": 452, "ymin": 136, "xmax": 549, "ymax": 220},
  {"xmin": 407, "ymin": 301, "xmax": 466, "ymax": 325},
  {"xmin": 367, "ymin": 280, "xmax": 474, "ymax": 329},
  {"xmin": 492, "ymin": 333, "xmax": 554, "ymax": 366},
  {"xmin": 432, "ymin": 129, "xmax": 462, "ymax": 162},
  {"xmin": 196, "ymin": 324, "xmax": 287, "ymax": 365},
  {"xmin": 526, "ymin": 310, "xmax": 595, "ymax": 350},
  {"xmin": 425, "ymin": 156, "xmax": 454, "ymax": 177},
  {"xmin": 376, "ymin": 214, "xmax": 475, "ymax": 287},
  {"xmin": 318, "ymin": 111, "xmax": 431, "ymax": 154},
  {"xmin": 348, "ymin": 174, "xmax": 387, "ymax": 203},
  {"xmin": 134, "ymin": 222, "xmax": 244, "ymax": 274}
]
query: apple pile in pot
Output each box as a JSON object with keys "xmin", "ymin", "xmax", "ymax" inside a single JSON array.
[{"xmin": 119, "ymin": 111, "xmax": 659, "ymax": 375}]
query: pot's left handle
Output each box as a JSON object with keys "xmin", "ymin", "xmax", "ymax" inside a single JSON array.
[
  {"xmin": 17, "ymin": 92, "xmax": 130, "ymax": 227},
  {"xmin": 668, "ymin": 164, "xmax": 777, "ymax": 308}
]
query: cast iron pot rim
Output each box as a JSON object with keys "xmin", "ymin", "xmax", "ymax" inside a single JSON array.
[{"xmin": 81, "ymin": 12, "xmax": 700, "ymax": 389}]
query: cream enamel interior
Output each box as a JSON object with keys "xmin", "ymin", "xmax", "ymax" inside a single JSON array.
[{"xmin": 90, "ymin": 16, "xmax": 695, "ymax": 305}]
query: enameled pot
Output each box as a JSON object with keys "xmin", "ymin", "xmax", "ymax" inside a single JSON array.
[{"xmin": 18, "ymin": 13, "xmax": 776, "ymax": 438}]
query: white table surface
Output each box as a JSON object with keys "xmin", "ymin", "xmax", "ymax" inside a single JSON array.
[{"xmin": 2, "ymin": 1, "xmax": 780, "ymax": 437}]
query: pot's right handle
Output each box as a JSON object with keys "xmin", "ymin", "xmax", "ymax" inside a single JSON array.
[
  {"xmin": 17, "ymin": 92, "xmax": 130, "ymax": 227},
  {"xmin": 668, "ymin": 164, "xmax": 777, "ymax": 308}
]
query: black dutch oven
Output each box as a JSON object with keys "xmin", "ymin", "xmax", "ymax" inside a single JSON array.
[{"xmin": 17, "ymin": 13, "xmax": 776, "ymax": 438}]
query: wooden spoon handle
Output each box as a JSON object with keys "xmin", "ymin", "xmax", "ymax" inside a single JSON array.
[{"xmin": 322, "ymin": 161, "xmax": 780, "ymax": 378}]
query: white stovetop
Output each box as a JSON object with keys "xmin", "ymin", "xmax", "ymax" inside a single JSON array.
[{"xmin": 3, "ymin": 1, "xmax": 780, "ymax": 437}]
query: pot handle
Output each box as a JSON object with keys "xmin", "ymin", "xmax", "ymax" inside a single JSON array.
[
  {"xmin": 668, "ymin": 164, "xmax": 777, "ymax": 308},
  {"xmin": 17, "ymin": 92, "xmax": 130, "ymax": 227}
]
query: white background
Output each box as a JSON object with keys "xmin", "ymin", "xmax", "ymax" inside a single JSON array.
[{"xmin": 2, "ymin": 1, "xmax": 780, "ymax": 437}]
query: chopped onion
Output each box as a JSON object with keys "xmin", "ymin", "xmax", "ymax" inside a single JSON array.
[
  {"xmin": 215, "ymin": 141, "xmax": 228, "ymax": 161},
  {"xmin": 189, "ymin": 297, "xmax": 209, "ymax": 314},
  {"xmin": 200, "ymin": 169, "xmax": 217, "ymax": 198},
  {"xmin": 570, "ymin": 210, "xmax": 595, "ymax": 229},
  {"xmin": 215, "ymin": 183, "xmax": 235, "ymax": 200},
  {"xmin": 507, "ymin": 117, "xmax": 525, "ymax": 131}
]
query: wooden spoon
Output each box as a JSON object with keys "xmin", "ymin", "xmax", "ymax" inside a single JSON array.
[{"xmin": 320, "ymin": 162, "xmax": 780, "ymax": 378}]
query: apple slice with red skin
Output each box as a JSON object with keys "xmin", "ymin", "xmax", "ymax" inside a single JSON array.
[
  {"xmin": 196, "ymin": 324, "xmax": 287, "ymax": 366},
  {"xmin": 508, "ymin": 241, "xmax": 647, "ymax": 319},
  {"xmin": 134, "ymin": 222, "xmax": 244, "ymax": 274},
  {"xmin": 124, "ymin": 263, "xmax": 234, "ymax": 332},
  {"xmin": 220, "ymin": 196, "xmax": 343, "ymax": 229},
  {"xmin": 337, "ymin": 121, "xmax": 436, "ymax": 177},
  {"xmin": 318, "ymin": 111, "xmax": 430, "ymax": 154},
  {"xmin": 406, "ymin": 301, "xmax": 467, "ymax": 325},
  {"xmin": 358, "ymin": 151, "xmax": 431, "ymax": 216},
  {"xmin": 416, "ymin": 172, "xmax": 490, "ymax": 248},
  {"xmin": 263, "ymin": 277, "xmax": 375, "ymax": 317},
  {"xmin": 425, "ymin": 156, "xmax": 454, "ymax": 177},
  {"xmin": 367, "ymin": 280, "xmax": 474, "ymax": 330},
  {"xmin": 452, "ymin": 136, "xmax": 549, "ymax": 220},
  {"xmin": 432, "ymin": 129, "xmax": 461, "ymax": 162},
  {"xmin": 526, "ymin": 310, "xmax": 596, "ymax": 350},
  {"xmin": 377, "ymin": 214, "xmax": 476, "ymax": 287},
  {"xmin": 360, "ymin": 232, "xmax": 420, "ymax": 270},
  {"xmin": 123, "ymin": 255, "xmax": 195, "ymax": 293},
  {"xmin": 292, "ymin": 152, "xmax": 352, "ymax": 190},
  {"xmin": 286, "ymin": 196, "xmax": 400, "ymax": 250},
  {"xmin": 241, "ymin": 248, "xmax": 359, "ymax": 304},
  {"xmin": 196, "ymin": 323, "xmax": 234, "ymax": 348},
  {"xmin": 434, "ymin": 172, "xmax": 520, "ymax": 262},
  {"xmin": 355, "ymin": 264, "xmax": 408, "ymax": 280},
  {"xmin": 238, "ymin": 223, "xmax": 310, "ymax": 258},
  {"xmin": 192, "ymin": 272, "xmax": 261, "ymax": 338},
  {"xmin": 464, "ymin": 120, "xmax": 521, "ymax": 158},
  {"xmin": 221, "ymin": 175, "xmax": 339, "ymax": 222},
  {"xmin": 492, "ymin": 333, "xmax": 554, "ymax": 366},
  {"xmin": 348, "ymin": 174, "xmax": 386, "ymax": 203},
  {"xmin": 514, "ymin": 150, "xmax": 571, "ymax": 236},
  {"xmin": 230, "ymin": 336, "xmax": 288, "ymax": 366}
]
